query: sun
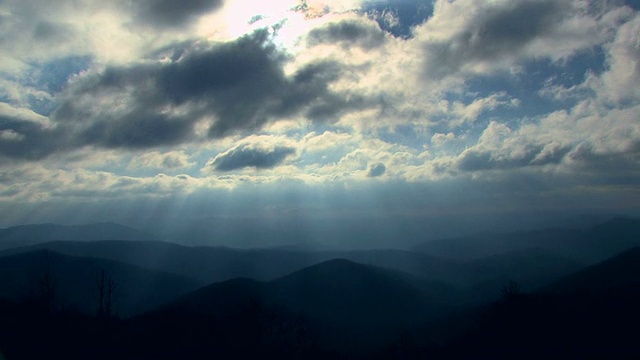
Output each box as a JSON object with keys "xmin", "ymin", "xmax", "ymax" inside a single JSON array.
[
  {"xmin": 196, "ymin": 0, "xmax": 363, "ymax": 52},
  {"xmin": 195, "ymin": 0, "xmax": 302, "ymax": 42}
]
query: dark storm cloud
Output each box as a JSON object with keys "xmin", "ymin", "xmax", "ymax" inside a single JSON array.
[
  {"xmin": 132, "ymin": 33, "xmax": 358, "ymax": 132},
  {"xmin": 0, "ymin": 116, "xmax": 68, "ymax": 160},
  {"xmin": 211, "ymin": 145, "xmax": 296, "ymax": 171},
  {"xmin": 424, "ymin": 0, "xmax": 568, "ymax": 78},
  {"xmin": 367, "ymin": 163, "xmax": 386, "ymax": 177},
  {"xmin": 133, "ymin": 0, "xmax": 223, "ymax": 28},
  {"xmin": 457, "ymin": 143, "xmax": 571, "ymax": 171},
  {"xmin": 307, "ymin": 20, "xmax": 386, "ymax": 49},
  {"xmin": 79, "ymin": 111, "xmax": 195, "ymax": 148},
  {"xmin": 27, "ymin": 29, "xmax": 369, "ymax": 157}
]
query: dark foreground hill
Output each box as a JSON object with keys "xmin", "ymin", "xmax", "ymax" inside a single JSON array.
[
  {"xmin": 0, "ymin": 258, "xmax": 454, "ymax": 358},
  {"xmin": 543, "ymin": 246, "xmax": 640, "ymax": 293},
  {"xmin": 378, "ymin": 246, "xmax": 640, "ymax": 359},
  {"xmin": 167, "ymin": 259, "xmax": 458, "ymax": 353},
  {"xmin": 455, "ymin": 247, "xmax": 586, "ymax": 302}
]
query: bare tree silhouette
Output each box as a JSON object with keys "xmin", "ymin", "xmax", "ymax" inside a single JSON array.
[
  {"xmin": 93, "ymin": 268, "xmax": 117, "ymax": 318},
  {"xmin": 28, "ymin": 251, "xmax": 59, "ymax": 313},
  {"xmin": 500, "ymin": 280, "xmax": 522, "ymax": 302}
]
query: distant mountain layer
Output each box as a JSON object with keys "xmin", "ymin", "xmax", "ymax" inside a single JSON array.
[
  {"xmin": 1, "ymin": 240, "xmax": 322, "ymax": 284},
  {"xmin": 412, "ymin": 217, "xmax": 640, "ymax": 262},
  {"xmin": 1, "ymin": 240, "xmax": 585, "ymax": 303},
  {"xmin": 0, "ymin": 222, "xmax": 154, "ymax": 250},
  {"xmin": 0, "ymin": 250, "xmax": 201, "ymax": 316}
]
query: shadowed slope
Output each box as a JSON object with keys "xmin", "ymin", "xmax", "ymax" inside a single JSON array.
[
  {"xmin": 164, "ymin": 258, "xmax": 457, "ymax": 353},
  {"xmin": 0, "ymin": 250, "xmax": 201, "ymax": 316},
  {"xmin": 544, "ymin": 246, "xmax": 640, "ymax": 293}
]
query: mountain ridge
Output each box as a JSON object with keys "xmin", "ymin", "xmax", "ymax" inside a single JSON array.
[
  {"xmin": 412, "ymin": 216, "xmax": 640, "ymax": 262},
  {"xmin": 0, "ymin": 222, "xmax": 155, "ymax": 250}
]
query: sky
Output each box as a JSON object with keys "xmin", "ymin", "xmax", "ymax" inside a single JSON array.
[{"xmin": 0, "ymin": 0, "xmax": 639, "ymax": 248}]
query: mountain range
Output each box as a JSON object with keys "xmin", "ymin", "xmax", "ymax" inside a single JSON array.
[{"xmin": 0, "ymin": 217, "xmax": 638, "ymax": 358}]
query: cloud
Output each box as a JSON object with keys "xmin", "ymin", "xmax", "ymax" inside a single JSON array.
[
  {"xmin": 307, "ymin": 20, "xmax": 387, "ymax": 49},
  {"xmin": 565, "ymin": 142, "xmax": 640, "ymax": 182},
  {"xmin": 79, "ymin": 112, "xmax": 198, "ymax": 149},
  {"xmin": 0, "ymin": 129, "xmax": 25, "ymax": 141},
  {"xmin": 417, "ymin": 0, "xmax": 616, "ymax": 79},
  {"xmin": 598, "ymin": 12, "xmax": 640, "ymax": 103},
  {"xmin": 132, "ymin": 0, "xmax": 224, "ymax": 28},
  {"xmin": 0, "ymin": 163, "xmax": 216, "ymax": 203},
  {"xmin": 49, "ymin": 29, "xmax": 368, "ymax": 151},
  {"xmin": 367, "ymin": 162, "xmax": 386, "ymax": 177},
  {"xmin": 208, "ymin": 144, "xmax": 296, "ymax": 171},
  {"xmin": 457, "ymin": 144, "xmax": 571, "ymax": 172},
  {"xmin": 453, "ymin": 121, "xmax": 571, "ymax": 172},
  {"xmin": 0, "ymin": 29, "xmax": 374, "ymax": 160},
  {"xmin": 0, "ymin": 112, "xmax": 68, "ymax": 160},
  {"xmin": 455, "ymin": 94, "xmax": 640, "ymax": 173},
  {"xmin": 445, "ymin": 93, "xmax": 517, "ymax": 126},
  {"xmin": 422, "ymin": 0, "xmax": 563, "ymax": 78},
  {"xmin": 430, "ymin": 132, "xmax": 455, "ymax": 147},
  {"xmin": 129, "ymin": 151, "xmax": 195, "ymax": 170}
]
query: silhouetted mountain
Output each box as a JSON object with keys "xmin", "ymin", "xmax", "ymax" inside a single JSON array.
[
  {"xmin": 456, "ymin": 248, "xmax": 586, "ymax": 302},
  {"xmin": 413, "ymin": 288, "xmax": 640, "ymax": 359},
  {"xmin": 271, "ymin": 259, "xmax": 452, "ymax": 320},
  {"xmin": 544, "ymin": 246, "xmax": 640, "ymax": 293},
  {"xmin": 167, "ymin": 277, "xmax": 266, "ymax": 312},
  {"xmin": 0, "ymin": 222, "xmax": 154, "ymax": 250},
  {"xmin": 166, "ymin": 259, "xmax": 457, "ymax": 353},
  {"xmin": 277, "ymin": 259, "xmax": 460, "ymax": 351},
  {"xmin": 380, "ymin": 247, "xmax": 640, "ymax": 359},
  {"xmin": 412, "ymin": 217, "xmax": 640, "ymax": 263},
  {"xmin": 0, "ymin": 250, "xmax": 201, "ymax": 316}
]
